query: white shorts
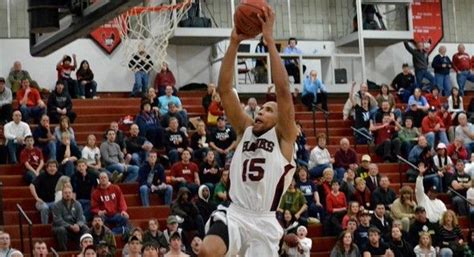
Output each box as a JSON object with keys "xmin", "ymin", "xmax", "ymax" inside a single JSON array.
[{"xmin": 208, "ymin": 204, "xmax": 284, "ymax": 257}]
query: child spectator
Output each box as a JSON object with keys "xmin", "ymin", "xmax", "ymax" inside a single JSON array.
[
  {"xmin": 413, "ymin": 232, "xmax": 436, "ymax": 257},
  {"xmin": 81, "ymin": 134, "xmax": 102, "ymax": 175},
  {"xmin": 20, "ymin": 135, "xmax": 44, "ymax": 184},
  {"xmin": 57, "ymin": 54, "xmax": 79, "ymax": 98},
  {"xmin": 76, "ymin": 60, "xmax": 98, "ymax": 99}
]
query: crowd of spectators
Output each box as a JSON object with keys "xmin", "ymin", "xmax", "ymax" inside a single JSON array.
[{"xmin": 5, "ymin": 41, "xmax": 474, "ymax": 257}]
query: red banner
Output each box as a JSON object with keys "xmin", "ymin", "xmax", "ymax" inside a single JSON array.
[
  {"xmin": 90, "ymin": 26, "xmax": 122, "ymax": 54},
  {"xmin": 412, "ymin": 0, "xmax": 443, "ymax": 54}
]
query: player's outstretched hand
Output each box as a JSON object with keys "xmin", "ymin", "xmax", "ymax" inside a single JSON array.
[
  {"xmin": 257, "ymin": 6, "xmax": 275, "ymax": 42},
  {"xmin": 230, "ymin": 28, "xmax": 254, "ymax": 44}
]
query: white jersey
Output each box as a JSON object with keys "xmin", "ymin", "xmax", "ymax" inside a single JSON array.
[{"xmin": 229, "ymin": 126, "xmax": 296, "ymax": 212}]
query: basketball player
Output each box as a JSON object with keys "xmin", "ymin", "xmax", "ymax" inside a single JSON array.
[{"xmin": 199, "ymin": 6, "xmax": 298, "ymax": 257}]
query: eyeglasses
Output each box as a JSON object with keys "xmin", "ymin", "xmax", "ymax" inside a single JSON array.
[{"xmin": 0, "ymin": 237, "xmax": 10, "ymax": 241}]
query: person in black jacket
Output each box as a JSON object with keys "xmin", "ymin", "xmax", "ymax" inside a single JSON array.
[
  {"xmin": 432, "ymin": 46, "xmax": 453, "ymax": 96},
  {"xmin": 47, "ymin": 81, "xmax": 76, "ymax": 124},
  {"xmin": 196, "ymin": 185, "xmax": 216, "ymax": 224},
  {"xmin": 408, "ymin": 206, "xmax": 441, "ymax": 248},
  {"xmin": 138, "ymin": 151, "xmax": 173, "ymax": 206},
  {"xmin": 125, "ymin": 124, "xmax": 152, "ymax": 166},
  {"xmin": 71, "ymin": 159, "xmax": 98, "ymax": 221},
  {"xmin": 388, "ymin": 226, "xmax": 414, "ymax": 257},
  {"xmin": 76, "ymin": 60, "xmax": 98, "ymax": 99},
  {"xmin": 171, "ymin": 187, "xmax": 205, "ymax": 238},
  {"xmin": 391, "ymin": 63, "xmax": 416, "ymax": 103}
]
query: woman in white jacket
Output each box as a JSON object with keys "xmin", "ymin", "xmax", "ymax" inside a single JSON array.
[{"xmin": 308, "ymin": 133, "xmax": 334, "ymax": 179}]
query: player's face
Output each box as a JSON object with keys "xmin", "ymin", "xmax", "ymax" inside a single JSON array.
[{"xmin": 253, "ymin": 102, "xmax": 277, "ymax": 135}]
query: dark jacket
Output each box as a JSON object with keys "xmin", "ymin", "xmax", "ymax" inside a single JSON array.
[
  {"xmin": 47, "ymin": 90, "xmax": 73, "ymax": 113},
  {"xmin": 195, "ymin": 185, "xmax": 216, "ymax": 223},
  {"xmin": 125, "ymin": 135, "xmax": 147, "ymax": 154},
  {"xmin": 137, "ymin": 162, "xmax": 166, "ymax": 187},
  {"xmin": 404, "ymin": 41, "xmax": 429, "ymax": 70},
  {"xmin": 432, "ymin": 54, "xmax": 453, "ymax": 75},
  {"xmin": 52, "ymin": 199, "xmax": 87, "ymax": 228}
]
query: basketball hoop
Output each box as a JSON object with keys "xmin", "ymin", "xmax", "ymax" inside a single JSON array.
[{"xmin": 113, "ymin": 0, "xmax": 192, "ymax": 72}]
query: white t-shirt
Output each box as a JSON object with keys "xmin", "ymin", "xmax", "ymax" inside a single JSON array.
[
  {"xmin": 81, "ymin": 146, "xmax": 101, "ymax": 165},
  {"xmin": 286, "ymin": 237, "xmax": 312, "ymax": 257}
]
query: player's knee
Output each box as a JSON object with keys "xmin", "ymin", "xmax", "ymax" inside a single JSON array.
[
  {"xmin": 198, "ymin": 244, "xmax": 217, "ymax": 257},
  {"xmin": 199, "ymin": 236, "xmax": 226, "ymax": 257}
]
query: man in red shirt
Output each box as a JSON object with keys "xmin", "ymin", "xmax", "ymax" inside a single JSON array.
[
  {"xmin": 325, "ymin": 180, "xmax": 347, "ymax": 235},
  {"xmin": 91, "ymin": 172, "xmax": 129, "ymax": 235},
  {"xmin": 452, "ymin": 43, "xmax": 474, "ymax": 96},
  {"xmin": 370, "ymin": 114, "xmax": 401, "ymax": 163},
  {"xmin": 16, "ymin": 79, "xmax": 46, "ymax": 123},
  {"xmin": 170, "ymin": 149, "xmax": 200, "ymax": 196},
  {"xmin": 20, "ymin": 135, "xmax": 44, "ymax": 184},
  {"xmin": 424, "ymin": 87, "xmax": 442, "ymax": 110},
  {"xmin": 421, "ymin": 106, "xmax": 449, "ymax": 148}
]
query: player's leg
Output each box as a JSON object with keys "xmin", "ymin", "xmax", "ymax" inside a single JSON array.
[{"xmin": 246, "ymin": 217, "xmax": 283, "ymax": 257}]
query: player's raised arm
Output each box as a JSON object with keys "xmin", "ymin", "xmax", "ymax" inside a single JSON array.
[
  {"xmin": 217, "ymin": 30, "xmax": 254, "ymax": 136},
  {"xmin": 258, "ymin": 7, "xmax": 298, "ymax": 146}
]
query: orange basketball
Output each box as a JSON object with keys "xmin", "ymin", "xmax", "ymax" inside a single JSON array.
[
  {"xmin": 234, "ymin": 0, "xmax": 269, "ymax": 38},
  {"xmin": 284, "ymin": 233, "xmax": 299, "ymax": 248}
]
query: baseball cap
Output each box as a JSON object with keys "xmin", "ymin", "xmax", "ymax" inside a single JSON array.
[
  {"xmin": 428, "ymin": 106, "xmax": 437, "ymax": 112},
  {"xmin": 80, "ymin": 233, "xmax": 93, "ymax": 243},
  {"xmin": 436, "ymin": 143, "xmax": 446, "ymax": 150},
  {"xmin": 415, "ymin": 206, "xmax": 426, "ymax": 213},
  {"xmin": 167, "ymin": 215, "xmax": 178, "ymax": 224},
  {"xmin": 217, "ymin": 116, "xmax": 226, "ymax": 121},
  {"xmin": 0, "ymin": 77, "xmax": 5, "ymax": 83},
  {"xmin": 361, "ymin": 154, "xmax": 371, "ymax": 162},
  {"xmin": 358, "ymin": 210, "xmax": 372, "ymax": 217}
]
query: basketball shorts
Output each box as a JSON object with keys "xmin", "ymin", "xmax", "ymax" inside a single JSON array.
[{"xmin": 206, "ymin": 203, "xmax": 283, "ymax": 257}]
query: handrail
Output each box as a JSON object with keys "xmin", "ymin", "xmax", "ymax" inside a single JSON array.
[
  {"xmin": 312, "ymin": 104, "xmax": 330, "ymax": 142},
  {"xmin": 447, "ymin": 187, "xmax": 473, "ymax": 232},
  {"xmin": 0, "ymin": 182, "xmax": 4, "ymax": 225},
  {"xmin": 17, "ymin": 204, "xmax": 33, "ymax": 257},
  {"xmin": 50, "ymin": 247, "xmax": 59, "ymax": 257},
  {"xmin": 351, "ymin": 126, "xmax": 373, "ymax": 153},
  {"xmin": 396, "ymin": 155, "xmax": 418, "ymax": 188}
]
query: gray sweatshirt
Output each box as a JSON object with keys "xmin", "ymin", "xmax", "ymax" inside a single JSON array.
[
  {"xmin": 100, "ymin": 141, "xmax": 124, "ymax": 165},
  {"xmin": 52, "ymin": 199, "xmax": 86, "ymax": 228}
]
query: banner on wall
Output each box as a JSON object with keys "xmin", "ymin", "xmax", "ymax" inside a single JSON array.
[
  {"xmin": 412, "ymin": 0, "xmax": 444, "ymax": 54},
  {"xmin": 90, "ymin": 25, "xmax": 122, "ymax": 54}
]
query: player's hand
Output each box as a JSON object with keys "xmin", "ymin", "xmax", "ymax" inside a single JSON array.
[
  {"xmin": 230, "ymin": 28, "xmax": 253, "ymax": 44},
  {"xmin": 257, "ymin": 6, "xmax": 275, "ymax": 42}
]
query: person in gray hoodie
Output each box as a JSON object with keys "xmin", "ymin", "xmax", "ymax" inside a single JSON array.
[{"xmin": 52, "ymin": 186, "xmax": 89, "ymax": 251}]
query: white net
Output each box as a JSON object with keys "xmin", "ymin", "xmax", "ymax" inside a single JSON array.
[{"xmin": 114, "ymin": 0, "xmax": 191, "ymax": 72}]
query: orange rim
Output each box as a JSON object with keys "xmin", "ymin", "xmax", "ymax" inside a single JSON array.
[{"xmin": 125, "ymin": 0, "xmax": 192, "ymax": 16}]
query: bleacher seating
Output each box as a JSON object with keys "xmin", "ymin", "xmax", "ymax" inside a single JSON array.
[{"xmin": 0, "ymin": 90, "xmax": 473, "ymax": 257}]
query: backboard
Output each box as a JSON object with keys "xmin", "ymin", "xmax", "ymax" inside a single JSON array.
[{"xmin": 29, "ymin": 0, "xmax": 143, "ymax": 57}]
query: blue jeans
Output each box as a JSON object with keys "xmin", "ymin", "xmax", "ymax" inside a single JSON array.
[
  {"xmin": 309, "ymin": 163, "xmax": 331, "ymax": 179},
  {"xmin": 36, "ymin": 201, "xmax": 55, "ymax": 224},
  {"xmin": 102, "ymin": 213, "xmax": 129, "ymax": 235},
  {"xmin": 424, "ymin": 173, "xmax": 442, "ymax": 192},
  {"xmin": 415, "ymin": 68, "xmax": 435, "ymax": 89},
  {"xmin": 177, "ymin": 182, "xmax": 199, "ymax": 196},
  {"xmin": 6, "ymin": 140, "xmax": 20, "ymax": 164},
  {"xmin": 24, "ymin": 170, "xmax": 38, "ymax": 184},
  {"xmin": 308, "ymin": 203, "xmax": 326, "ymax": 221},
  {"xmin": 78, "ymin": 199, "xmax": 92, "ymax": 221},
  {"xmin": 139, "ymin": 184, "xmax": 173, "ymax": 206},
  {"xmin": 105, "ymin": 163, "xmax": 139, "ymax": 183},
  {"xmin": 132, "ymin": 71, "xmax": 149, "ymax": 97},
  {"xmin": 83, "ymin": 80, "xmax": 97, "ymax": 98},
  {"xmin": 334, "ymin": 167, "xmax": 346, "ymax": 182},
  {"xmin": 439, "ymin": 247, "xmax": 453, "ymax": 257},
  {"xmin": 131, "ymin": 151, "xmax": 148, "ymax": 166},
  {"xmin": 42, "ymin": 141, "xmax": 57, "ymax": 161},
  {"xmin": 425, "ymin": 131, "xmax": 449, "ymax": 149},
  {"xmin": 456, "ymin": 70, "xmax": 474, "ymax": 96},
  {"xmin": 435, "ymin": 73, "xmax": 452, "ymax": 96},
  {"xmin": 466, "ymin": 142, "xmax": 474, "ymax": 155},
  {"xmin": 19, "ymin": 105, "xmax": 45, "ymax": 123},
  {"xmin": 60, "ymin": 160, "xmax": 75, "ymax": 177}
]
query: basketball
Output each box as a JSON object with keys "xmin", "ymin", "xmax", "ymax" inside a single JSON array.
[
  {"xmin": 284, "ymin": 233, "xmax": 299, "ymax": 248},
  {"xmin": 234, "ymin": 0, "xmax": 269, "ymax": 37}
]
